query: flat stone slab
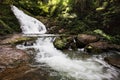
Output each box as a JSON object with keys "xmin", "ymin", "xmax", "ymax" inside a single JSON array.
[
  {"xmin": 0, "ymin": 45, "xmax": 29, "ymax": 68},
  {"xmin": 0, "ymin": 34, "xmax": 35, "ymax": 45}
]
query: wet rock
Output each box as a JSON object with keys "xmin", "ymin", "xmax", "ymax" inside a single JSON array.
[
  {"xmin": 108, "ymin": 44, "xmax": 120, "ymax": 52},
  {"xmin": 85, "ymin": 41, "xmax": 120, "ymax": 53},
  {"xmin": 66, "ymin": 36, "xmax": 78, "ymax": 50},
  {"xmin": 69, "ymin": 42, "xmax": 77, "ymax": 50},
  {"xmin": 76, "ymin": 34, "xmax": 99, "ymax": 48},
  {"xmin": 104, "ymin": 56, "xmax": 120, "ymax": 69},
  {"xmin": 14, "ymin": 68, "xmax": 50, "ymax": 80},
  {"xmin": 85, "ymin": 41, "xmax": 109, "ymax": 53},
  {"xmin": 53, "ymin": 36, "xmax": 77, "ymax": 50},
  {"xmin": 0, "ymin": 63, "xmax": 53, "ymax": 80},
  {"xmin": 0, "ymin": 63, "xmax": 31, "ymax": 80},
  {"xmin": 0, "ymin": 34, "xmax": 36, "ymax": 45},
  {"xmin": 53, "ymin": 37, "xmax": 69, "ymax": 50},
  {"xmin": 0, "ymin": 45, "xmax": 30, "ymax": 69}
]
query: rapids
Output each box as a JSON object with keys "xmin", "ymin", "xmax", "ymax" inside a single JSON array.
[{"xmin": 17, "ymin": 37, "xmax": 119, "ymax": 80}]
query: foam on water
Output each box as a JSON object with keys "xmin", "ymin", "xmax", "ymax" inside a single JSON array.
[
  {"xmin": 11, "ymin": 5, "xmax": 47, "ymax": 34},
  {"xmin": 18, "ymin": 37, "xmax": 118, "ymax": 80}
]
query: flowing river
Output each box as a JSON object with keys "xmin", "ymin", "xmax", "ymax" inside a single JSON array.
[{"xmin": 12, "ymin": 5, "xmax": 120, "ymax": 80}]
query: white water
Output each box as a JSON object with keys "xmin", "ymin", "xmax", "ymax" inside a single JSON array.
[
  {"xmin": 34, "ymin": 38, "xmax": 119, "ymax": 80},
  {"xmin": 13, "ymin": 6, "xmax": 119, "ymax": 80},
  {"xmin": 17, "ymin": 37, "xmax": 119, "ymax": 80},
  {"xmin": 11, "ymin": 5, "xmax": 47, "ymax": 34}
]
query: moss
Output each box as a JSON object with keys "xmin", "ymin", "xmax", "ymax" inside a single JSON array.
[
  {"xmin": 53, "ymin": 37, "xmax": 68, "ymax": 50},
  {"xmin": 94, "ymin": 29, "xmax": 111, "ymax": 40},
  {"xmin": 10, "ymin": 37, "xmax": 36, "ymax": 45},
  {"xmin": 54, "ymin": 40, "xmax": 64, "ymax": 49}
]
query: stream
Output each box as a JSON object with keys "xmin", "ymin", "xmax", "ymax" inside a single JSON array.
[
  {"xmin": 16, "ymin": 36, "xmax": 120, "ymax": 80},
  {"xmin": 11, "ymin": 5, "xmax": 120, "ymax": 80}
]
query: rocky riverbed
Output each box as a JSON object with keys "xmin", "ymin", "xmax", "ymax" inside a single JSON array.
[{"xmin": 0, "ymin": 33, "xmax": 120, "ymax": 80}]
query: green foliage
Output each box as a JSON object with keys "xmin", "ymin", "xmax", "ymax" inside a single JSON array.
[
  {"xmin": 13, "ymin": 0, "xmax": 74, "ymax": 17},
  {"xmin": 0, "ymin": 19, "xmax": 13, "ymax": 34},
  {"xmin": 111, "ymin": 35, "xmax": 120, "ymax": 45},
  {"xmin": 69, "ymin": 20, "xmax": 89, "ymax": 34},
  {"xmin": 94, "ymin": 29, "xmax": 111, "ymax": 40},
  {"xmin": 53, "ymin": 37, "xmax": 68, "ymax": 50},
  {"xmin": 94, "ymin": 29, "xmax": 120, "ymax": 44},
  {"xmin": 74, "ymin": 0, "xmax": 120, "ymax": 35},
  {"xmin": 0, "ymin": 4, "xmax": 20, "ymax": 35}
]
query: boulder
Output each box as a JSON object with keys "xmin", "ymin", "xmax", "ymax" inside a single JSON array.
[
  {"xmin": 53, "ymin": 36, "xmax": 77, "ymax": 50},
  {"xmin": 76, "ymin": 34, "xmax": 99, "ymax": 48},
  {"xmin": 0, "ymin": 45, "xmax": 30, "ymax": 69},
  {"xmin": 85, "ymin": 41, "xmax": 120, "ymax": 53},
  {"xmin": 104, "ymin": 56, "xmax": 120, "ymax": 69},
  {"xmin": 53, "ymin": 34, "xmax": 100, "ymax": 50},
  {"xmin": 53, "ymin": 37, "xmax": 69, "ymax": 50}
]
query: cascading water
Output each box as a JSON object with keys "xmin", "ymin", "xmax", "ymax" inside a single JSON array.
[
  {"xmin": 22, "ymin": 38, "xmax": 118, "ymax": 80},
  {"xmin": 13, "ymin": 6, "xmax": 119, "ymax": 80},
  {"xmin": 11, "ymin": 5, "xmax": 47, "ymax": 34}
]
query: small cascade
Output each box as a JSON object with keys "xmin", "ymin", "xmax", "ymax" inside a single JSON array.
[
  {"xmin": 34, "ymin": 38, "xmax": 119, "ymax": 80},
  {"xmin": 17, "ymin": 37, "xmax": 119, "ymax": 80},
  {"xmin": 11, "ymin": 5, "xmax": 47, "ymax": 34}
]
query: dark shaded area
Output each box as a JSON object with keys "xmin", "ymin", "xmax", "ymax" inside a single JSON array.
[
  {"xmin": 0, "ymin": 4, "xmax": 21, "ymax": 35},
  {"xmin": 0, "ymin": 0, "xmax": 120, "ymax": 43}
]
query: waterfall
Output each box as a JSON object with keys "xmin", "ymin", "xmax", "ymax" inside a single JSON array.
[
  {"xmin": 11, "ymin": 5, "xmax": 47, "ymax": 34},
  {"xmin": 14, "ymin": 6, "xmax": 119, "ymax": 80}
]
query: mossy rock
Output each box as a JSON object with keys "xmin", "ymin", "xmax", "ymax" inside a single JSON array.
[
  {"xmin": 0, "ymin": 34, "xmax": 36, "ymax": 45},
  {"xmin": 53, "ymin": 37, "xmax": 69, "ymax": 50},
  {"xmin": 53, "ymin": 36, "xmax": 78, "ymax": 50}
]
